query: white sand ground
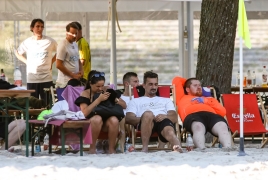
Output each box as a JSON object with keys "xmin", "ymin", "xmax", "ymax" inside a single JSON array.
[{"xmin": 1, "ymin": 143, "xmax": 268, "ymax": 180}]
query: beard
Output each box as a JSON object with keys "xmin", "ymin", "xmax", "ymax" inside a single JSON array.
[
  {"xmin": 194, "ymin": 91, "xmax": 202, "ymax": 97},
  {"xmin": 149, "ymin": 89, "xmax": 157, "ymax": 96}
]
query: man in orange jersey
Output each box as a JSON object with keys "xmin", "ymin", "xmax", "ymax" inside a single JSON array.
[{"xmin": 178, "ymin": 78, "xmax": 231, "ymax": 149}]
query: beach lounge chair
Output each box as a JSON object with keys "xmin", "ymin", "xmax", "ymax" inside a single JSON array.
[
  {"xmin": 221, "ymin": 93, "xmax": 268, "ymax": 148},
  {"xmin": 172, "ymin": 76, "xmax": 228, "ymax": 146}
]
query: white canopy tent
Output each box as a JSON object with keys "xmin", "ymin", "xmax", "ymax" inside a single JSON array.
[{"xmin": 0, "ymin": 0, "xmax": 267, "ymax": 86}]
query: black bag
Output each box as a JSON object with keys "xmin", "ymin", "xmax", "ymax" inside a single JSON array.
[{"xmin": 90, "ymin": 91, "xmax": 125, "ymax": 121}]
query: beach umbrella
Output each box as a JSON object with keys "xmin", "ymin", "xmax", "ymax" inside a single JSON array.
[{"xmin": 238, "ymin": 0, "xmax": 251, "ymax": 156}]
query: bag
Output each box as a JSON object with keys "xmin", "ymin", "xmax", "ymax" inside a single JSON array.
[{"xmin": 90, "ymin": 92, "xmax": 125, "ymax": 121}]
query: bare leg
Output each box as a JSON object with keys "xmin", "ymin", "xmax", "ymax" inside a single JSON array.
[
  {"xmin": 0, "ymin": 120, "xmax": 26, "ymax": 150},
  {"xmin": 161, "ymin": 126, "xmax": 183, "ymax": 153},
  {"xmin": 103, "ymin": 116, "xmax": 119, "ymax": 154},
  {"xmin": 211, "ymin": 122, "xmax": 232, "ymax": 148},
  {"xmin": 191, "ymin": 121, "xmax": 206, "ymax": 149},
  {"xmin": 140, "ymin": 111, "xmax": 154, "ymax": 152},
  {"xmin": 88, "ymin": 115, "xmax": 103, "ymax": 154}
]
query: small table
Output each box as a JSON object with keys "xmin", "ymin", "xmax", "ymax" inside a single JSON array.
[
  {"xmin": 231, "ymin": 86, "xmax": 253, "ymax": 93},
  {"xmin": 0, "ymin": 90, "xmax": 35, "ymax": 157}
]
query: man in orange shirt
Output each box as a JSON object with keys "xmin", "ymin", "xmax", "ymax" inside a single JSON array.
[{"xmin": 178, "ymin": 78, "xmax": 231, "ymax": 149}]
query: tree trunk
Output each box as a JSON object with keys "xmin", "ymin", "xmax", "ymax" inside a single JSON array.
[{"xmin": 196, "ymin": 0, "xmax": 239, "ymax": 94}]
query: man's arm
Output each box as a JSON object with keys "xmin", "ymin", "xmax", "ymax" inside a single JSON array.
[
  {"xmin": 125, "ymin": 112, "xmax": 140, "ymax": 126},
  {"xmin": 50, "ymin": 54, "xmax": 57, "ymax": 70},
  {"xmin": 154, "ymin": 110, "xmax": 178, "ymax": 124},
  {"xmin": 56, "ymin": 59, "xmax": 81, "ymax": 79},
  {"xmin": 14, "ymin": 50, "xmax": 27, "ymax": 64}
]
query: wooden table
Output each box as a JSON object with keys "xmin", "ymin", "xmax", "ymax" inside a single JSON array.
[
  {"xmin": 231, "ymin": 86, "xmax": 253, "ymax": 93},
  {"xmin": 0, "ymin": 90, "xmax": 35, "ymax": 157}
]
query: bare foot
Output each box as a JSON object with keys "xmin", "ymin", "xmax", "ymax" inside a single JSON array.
[
  {"xmin": 141, "ymin": 147, "xmax": 148, "ymax": 153},
  {"xmin": 173, "ymin": 145, "xmax": 183, "ymax": 153},
  {"xmin": 88, "ymin": 147, "xmax": 96, "ymax": 154}
]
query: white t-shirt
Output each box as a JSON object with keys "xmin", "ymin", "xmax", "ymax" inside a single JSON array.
[
  {"xmin": 17, "ymin": 35, "xmax": 57, "ymax": 83},
  {"xmin": 126, "ymin": 96, "xmax": 175, "ymax": 117},
  {"xmin": 120, "ymin": 95, "xmax": 134, "ymax": 115},
  {"xmin": 56, "ymin": 39, "xmax": 79, "ymax": 87}
]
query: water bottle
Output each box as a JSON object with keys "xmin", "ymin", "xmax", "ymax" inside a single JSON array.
[
  {"xmin": 124, "ymin": 137, "xmax": 135, "ymax": 152},
  {"xmin": 43, "ymin": 133, "xmax": 49, "ymax": 151},
  {"xmin": 247, "ymin": 70, "xmax": 252, "ymax": 87},
  {"xmin": 14, "ymin": 67, "xmax": 22, "ymax": 87},
  {"xmin": 236, "ymin": 71, "xmax": 240, "ymax": 86},
  {"xmin": 252, "ymin": 71, "xmax": 256, "ymax": 87},
  {"xmin": 35, "ymin": 136, "xmax": 41, "ymax": 153},
  {"xmin": 262, "ymin": 66, "xmax": 268, "ymax": 87},
  {"xmin": 186, "ymin": 133, "xmax": 194, "ymax": 152}
]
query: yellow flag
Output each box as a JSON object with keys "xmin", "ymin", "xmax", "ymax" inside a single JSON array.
[{"xmin": 238, "ymin": 0, "xmax": 251, "ymax": 49}]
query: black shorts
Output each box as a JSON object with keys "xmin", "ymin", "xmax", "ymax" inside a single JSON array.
[
  {"xmin": 137, "ymin": 118, "xmax": 176, "ymax": 143},
  {"xmin": 27, "ymin": 81, "xmax": 53, "ymax": 99},
  {"xmin": 183, "ymin": 111, "xmax": 228, "ymax": 137}
]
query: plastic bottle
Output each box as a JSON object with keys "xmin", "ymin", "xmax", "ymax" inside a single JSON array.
[
  {"xmin": 0, "ymin": 69, "xmax": 5, "ymax": 81},
  {"xmin": 43, "ymin": 133, "xmax": 49, "ymax": 151},
  {"xmin": 186, "ymin": 133, "xmax": 194, "ymax": 152},
  {"xmin": 35, "ymin": 136, "xmax": 41, "ymax": 153},
  {"xmin": 243, "ymin": 76, "xmax": 247, "ymax": 87},
  {"xmin": 124, "ymin": 137, "xmax": 135, "ymax": 152},
  {"xmin": 252, "ymin": 71, "xmax": 256, "ymax": 87},
  {"xmin": 14, "ymin": 67, "xmax": 22, "ymax": 87},
  {"xmin": 236, "ymin": 71, "xmax": 240, "ymax": 86},
  {"xmin": 247, "ymin": 70, "xmax": 252, "ymax": 87},
  {"xmin": 262, "ymin": 66, "xmax": 268, "ymax": 87}
]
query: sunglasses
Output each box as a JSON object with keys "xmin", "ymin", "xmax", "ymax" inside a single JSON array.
[{"xmin": 91, "ymin": 72, "xmax": 105, "ymax": 79}]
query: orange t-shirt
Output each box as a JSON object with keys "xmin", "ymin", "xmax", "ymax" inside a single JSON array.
[{"xmin": 172, "ymin": 76, "xmax": 226, "ymax": 122}]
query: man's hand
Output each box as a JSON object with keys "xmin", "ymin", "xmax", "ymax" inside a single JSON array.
[
  {"xmin": 154, "ymin": 114, "xmax": 167, "ymax": 122},
  {"xmin": 191, "ymin": 97, "xmax": 204, "ymax": 104},
  {"xmin": 71, "ymin": 72, "xmax": 82, "ymax": 80}
]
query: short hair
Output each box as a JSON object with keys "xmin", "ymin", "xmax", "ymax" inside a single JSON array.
[
  {"xmin": 66, "ymin": 22, "xmax": 79, "ymax": 32},
  {"xmin": 183, "ymin": 77, "xmax": 199, "ymax": 95},
  {"xmin": 72, "ymin": 21, "xmax": 82, "ymax": 30},
  {"xmin": 85, "ymin": 70, "xmax": 105, "ymax": 90},
  {"xmin": 143, "ymin": 71, "xmax": 158, "ymax": 84},
  {"xmin": 123, "ymin": 72, "xmax": 138, "ymax": 84},
  {"xmin": 30, "ymin": 19, "xmax": 44, "ymax": 32}
]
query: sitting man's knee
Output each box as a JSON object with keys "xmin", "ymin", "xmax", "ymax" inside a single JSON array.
[
  {"xmin": 142, "ymin": 111, "xmax": 154, "ymax": 119},
  {"xmin": 191, "ymin": 121, "xmax": 205, "ymax": 132}
]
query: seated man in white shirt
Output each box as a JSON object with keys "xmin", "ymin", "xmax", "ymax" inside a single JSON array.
[
  {"xmin": 125, "ymin": 71, "xmax": 182, "ymax": 153},
  {"xmin": 120, "ymin": 72, "xmax": 140, "ymax": 115}
]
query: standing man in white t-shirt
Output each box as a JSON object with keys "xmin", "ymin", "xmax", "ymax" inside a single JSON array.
[
  {"xmin": 126, "ymin": 71, "xmax": 182, "ymax": 153},
  {"xmin": 56, "ymin": 22, "xmax": 83, "ymax": 88},
  {"xmin": 15, "ymin": 19, "xmax": 57, "ymax": 99},
  {"xmin": 120, "ymin": 72, "xmax": 140, "ymax": 115}
]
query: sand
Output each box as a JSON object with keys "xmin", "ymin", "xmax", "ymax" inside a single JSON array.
[{"xmin": 1, "ymin": 143, "xmax": 268, "ymax": 180}]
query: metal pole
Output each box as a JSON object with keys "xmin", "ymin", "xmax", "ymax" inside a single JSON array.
[{"xmin": 110, "ymin": 0, "xmax": 117, "ymax": 89}]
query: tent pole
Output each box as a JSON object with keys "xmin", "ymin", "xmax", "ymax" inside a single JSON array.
[{"xmin": 110, "ymin": 0, "xmax": 117, "ymax": 89}]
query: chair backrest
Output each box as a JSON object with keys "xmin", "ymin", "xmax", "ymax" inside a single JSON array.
[
  {"xmin": 222, "ymin": 94, "xmax": 267, "ymax": 135},
  {"xmin": 133, "ymin": 85, "xmax": 171, "ymax": 98},
  {"xmin": 56, "ymin": 87, "xmax": 65, "ymax": 101}
]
